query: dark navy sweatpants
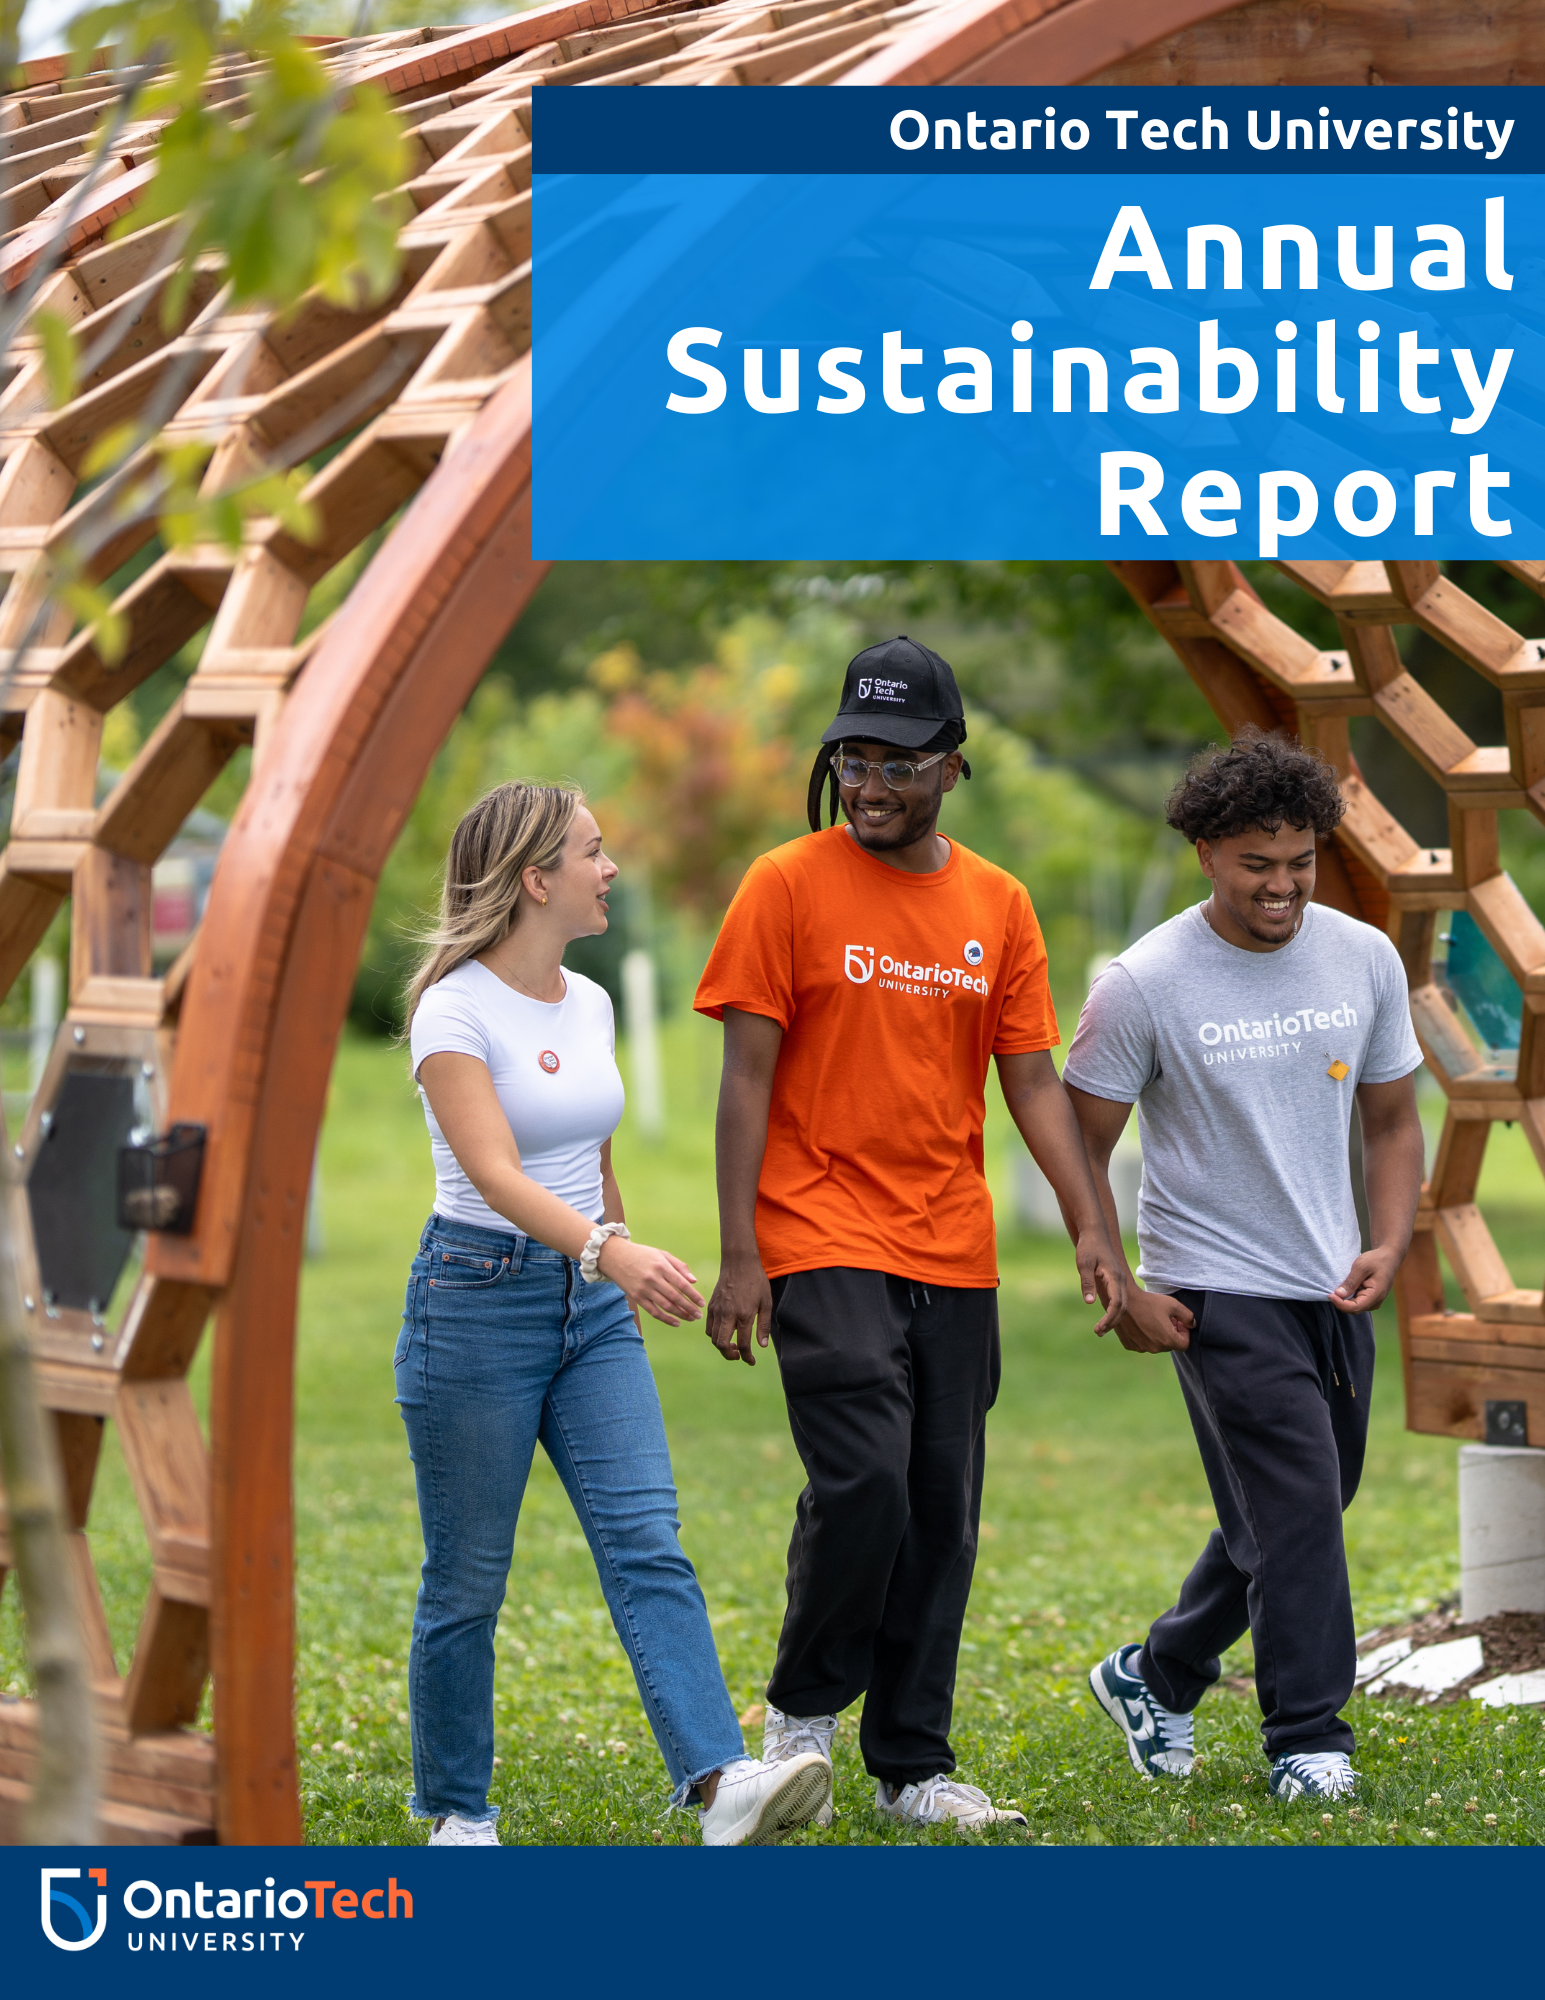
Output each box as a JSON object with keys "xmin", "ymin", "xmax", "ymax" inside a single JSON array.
[{"xmin": 1137, "ymin": 1289, "xmax": 1375, "ymax": 1760}]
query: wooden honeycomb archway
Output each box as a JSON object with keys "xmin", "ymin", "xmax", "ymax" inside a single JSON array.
[{"xmin": 0, "ymin": 0, "xmax": 1540, "ymax": 1844}]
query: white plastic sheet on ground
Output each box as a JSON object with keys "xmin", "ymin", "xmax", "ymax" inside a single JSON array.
[
  {"xmin": 1353, "ymin": 1637, "xmax": 1413, "ymax": 1685},
  {"xmin": 1469, "ymin": 1670, "xmax": 1545, "ymax": 1708},
  {"xmin": 1364, "ymin": 1634, "xmax": 1485, "ymax": 1699}
]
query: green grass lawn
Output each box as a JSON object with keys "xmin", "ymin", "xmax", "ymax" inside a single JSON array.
[{"xmin": 4, "ymin": 1016, "xmax": 1543, "ymax": 1846}]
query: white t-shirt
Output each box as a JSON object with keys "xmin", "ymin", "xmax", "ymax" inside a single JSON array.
[{"xmin": 409, "ymin": 960, "xmax": 625, "ymax": 1230}]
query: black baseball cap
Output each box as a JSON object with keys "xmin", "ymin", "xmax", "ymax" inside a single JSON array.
[
  {"xmin": 820, "ymin": 636, "xmax": 966, "ymax": 751},
  {"xmin": 808, "ymin": 636, "xmax": 970, "ymax": 830}
]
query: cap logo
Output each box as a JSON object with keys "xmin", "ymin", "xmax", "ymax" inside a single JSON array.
[{"xmin": 857, "ymin": 678, "xmax": 872, "ymax": 698}]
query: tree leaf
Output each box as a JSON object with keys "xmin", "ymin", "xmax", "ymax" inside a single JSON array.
[
  {"xmin": 32, "ymin": 310, "xmax": 77, "ymax": 409},
  {"xmin": 79, "ymin": 421, "xmax": 142, "ymax": 481},
  {"xmin": 55, "ymin": 578, "xmax": 129, "ymax": 665}
]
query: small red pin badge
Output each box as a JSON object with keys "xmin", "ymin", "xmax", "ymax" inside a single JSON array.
[{"xmin": 539, "ymin": 1050, "xmax": 560, "ymax": 1073}]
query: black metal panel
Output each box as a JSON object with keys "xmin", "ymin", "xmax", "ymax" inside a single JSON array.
[
  {"xmin": 27, "ymin": 1065, "xmax": 138, "ymax": 1313},
  {"xmin": 1484, "ymin": 1399, "xmax": 1530, "ymax": 1448},
  {"xmin": 118, "ymin": 1123, "xmax": 206, "ymax": 1234}
]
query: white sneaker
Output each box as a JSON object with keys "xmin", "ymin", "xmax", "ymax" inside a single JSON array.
[
  {"xmin": 698, "ymin": 1753, "xmax": 831, "ymax": 1846},
  {"xmin": 1269, "ymin": 1751, "xmax": 1358, "ymax": 1802},
  {"xmin": 428, "ymin": 1812, "xmax": 501, "ymax": 1845},
  {"xmin": 875, "ymin": 1774, "xmax": 1027, "ymax": 1831},
  {"xmin": 763, "ymin": 1705, "xmax": 838, "ymax": 1828}
]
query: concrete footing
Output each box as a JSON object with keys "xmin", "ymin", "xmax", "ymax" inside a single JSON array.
[{"xmin": 1458, "ymin": 1444, "xmax": 1545, "ymax": 1621}]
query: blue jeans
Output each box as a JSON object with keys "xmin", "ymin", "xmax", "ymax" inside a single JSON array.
[{"xmin": 394, "ymin": 1213, "xmax": 745, "ymax": 1819}]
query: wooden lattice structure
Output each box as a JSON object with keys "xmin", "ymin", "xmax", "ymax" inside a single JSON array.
[{"xmin": 0, "ymin": 0, "xmax": 1540, "ymax": 1844}]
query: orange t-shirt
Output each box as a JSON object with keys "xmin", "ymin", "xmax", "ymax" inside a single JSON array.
[{"xmin": 694, "ymin": 826, "xmax": 1058, "ymax": 1288}]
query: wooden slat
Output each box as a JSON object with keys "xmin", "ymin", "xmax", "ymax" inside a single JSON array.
[
  {"xmin": 1477, "ymin": 1290, "xmax": 1545, "ymax": 1327},
  {"xmin": 1434, "ymin": 1203, "xmax": 1516, "ymax": 1313},
  {"xmin": 1469, "ymin": 872, "xmax": 1545, "ymax": 991},
  {"xmin": 116, "ymin": 1380, "xmax": 210, "ymax": 1606},
  {"xmin": 116, "ymin": 1276, "xmax": 213, "ymax": 1380},
  {"xmin": 1409, "ymin": 1316, "xmax": 1545, "ymax": 1360},
  {"xmin": 124, "ymin": 1591, "xmax": 209, "ymax": 1732},
  {"xmin": 1427, "ymin": 1114, "xmax": 1489, "ymax": 1211},
  {"xmin": 94, "ymin": 703, "xmax": 245, "ymax": 864},
  {"xmin": 1335, "ymin": 775, "xmax": 1419, "ymax": 884},
  {"xmin": 1372, "ymin": 673, "xmax": 1475, "ymax": 781},
  {"xmin": 1406, "ymin": 1353, "xmax": 1545, "ymax": 1443}
]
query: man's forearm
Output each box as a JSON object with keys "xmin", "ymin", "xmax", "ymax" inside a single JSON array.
[
  {"xmin": 715, "ymin": 1069, "xmax": 771, "ymax": 1258},
  {"xmin": 1082, "ymin": 1148, "xmax": 1136, "ymax": 1284},
  {"xmin": 1361, "ymin": 1117, "xmax": 1425, "ymax": 1260}
]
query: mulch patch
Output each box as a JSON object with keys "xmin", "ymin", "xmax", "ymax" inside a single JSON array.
[
  {"xmin": 1355, "ymin": 1606, "xmax": 1545, "ymax": 1706},
  {"xmin": 1216, "ymin": 1609, "xmax": 1545, "ymax": 1707}
]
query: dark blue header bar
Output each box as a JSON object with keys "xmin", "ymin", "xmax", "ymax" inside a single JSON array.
[{"xmin": 535, "ymin": 86, "xmax": 1537, "ymax": 177}]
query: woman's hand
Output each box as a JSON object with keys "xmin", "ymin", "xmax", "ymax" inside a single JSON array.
[{"xmin": 597, "ymin": 1236, "xmax": 705, "ymax": 1326}]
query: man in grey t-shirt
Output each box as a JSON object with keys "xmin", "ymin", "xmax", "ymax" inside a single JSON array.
[{"xmin": 1064, "ymin": 730, "xmax": 1424, "ymax": 1806}]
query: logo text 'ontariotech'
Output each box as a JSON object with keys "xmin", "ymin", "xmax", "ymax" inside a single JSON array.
[{"xmin": 845, "ymin": 943, "xmax": 988, "ymax": 994}]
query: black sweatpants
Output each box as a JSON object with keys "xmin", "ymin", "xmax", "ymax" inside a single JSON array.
[
  {"xmin": 1138, "ymin": 1289, "xmax": 1375, "ymax": 1761},
  {"xmin": 764, "ymin": 1267, "xmax": 1000, "ymax": 1789}
]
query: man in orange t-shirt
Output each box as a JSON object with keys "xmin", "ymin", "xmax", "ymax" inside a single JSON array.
[{"xmin": 695, "ymin": 637, "xmax": 1124, "ymax": 1832}]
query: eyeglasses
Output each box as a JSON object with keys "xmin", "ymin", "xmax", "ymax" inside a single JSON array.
[{"xmin": 830, "ymin": 749, "xmax": 947, "ymax": 792}]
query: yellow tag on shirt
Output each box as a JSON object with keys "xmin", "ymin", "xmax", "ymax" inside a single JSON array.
[{"xmin": 1327, "ymin": 1059, "xmax": 1350, "ymax": 1082}]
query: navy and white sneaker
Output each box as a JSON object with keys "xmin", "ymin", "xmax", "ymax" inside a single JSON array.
[
  {"xmin": 1089, "ymin": 1643, "xmax": 1195, "ymax": 1778},
  {"xmin": 1268, "ymin": 1751, "xmax": 1357, "ymax": 1802}
]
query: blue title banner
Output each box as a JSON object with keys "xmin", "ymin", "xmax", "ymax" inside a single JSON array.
[
  {"xmin": 531, "ymin": 89, "xmax": 1545, "ymax": 559},
  {"xmin": 536, "ymin": 85, "xmax": 1537, "ymax": 175}
]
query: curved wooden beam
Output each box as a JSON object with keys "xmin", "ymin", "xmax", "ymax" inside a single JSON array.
[
  {"xmin": 839, "ymin": 0, "xmax": 1545, "ymax": 86},
  {"xmin": 839, "ymin": 0, "xmax": 1233, "ymax": 88}
]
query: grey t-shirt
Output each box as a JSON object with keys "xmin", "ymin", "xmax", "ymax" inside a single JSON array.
[{"xmin": 1063, "ymin": 901, "xmax": 1422, "ymax": 1300}]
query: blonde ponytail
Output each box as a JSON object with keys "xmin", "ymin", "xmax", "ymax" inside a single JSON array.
[{"xmin": 404, "ymin": 782, "xmax": 581, "ymax": 1026}]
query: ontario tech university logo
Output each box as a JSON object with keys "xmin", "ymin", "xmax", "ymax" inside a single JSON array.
[
  {"xmin": 41, "ymin": 1867, "xmax": 108, "ymax": 1951},
  {"xmin": 30, "ymin": 1861, "xmax": 415, "ymax": 1959},
  {"xmin": 844, "ymin": 940, "xmax": 990, "ymax": 997}
]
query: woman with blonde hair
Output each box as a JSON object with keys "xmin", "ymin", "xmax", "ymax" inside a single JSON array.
[{"xmin": 396, "ymin": 781, "xmax": 829, "ymax": 1847}]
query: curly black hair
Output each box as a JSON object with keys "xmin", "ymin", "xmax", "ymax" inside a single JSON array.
[{"xmin": 1165, "ymin": 727, "xmax": 1345, "ymax": 845}]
